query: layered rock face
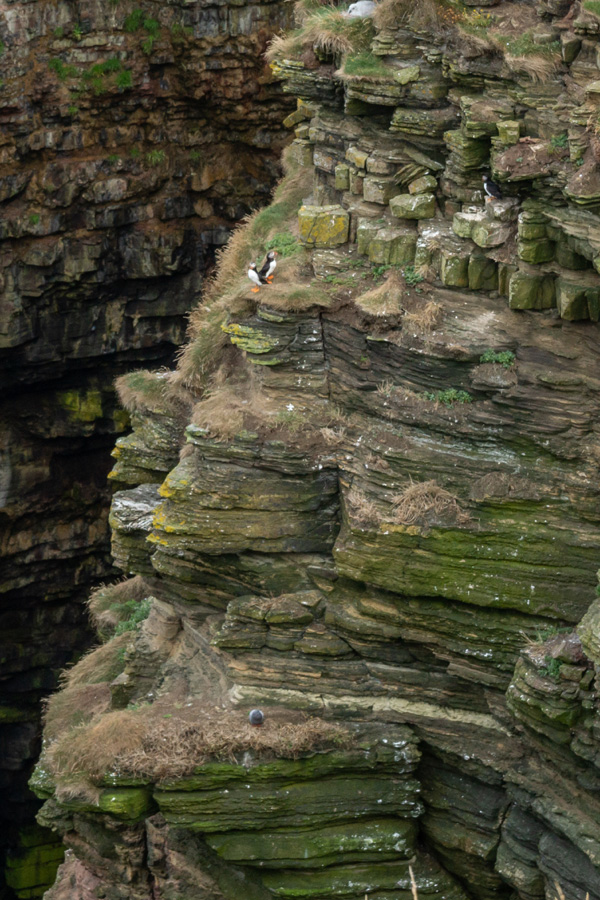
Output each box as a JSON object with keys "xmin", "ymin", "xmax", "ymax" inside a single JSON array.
[
  {"xmin": 0, "ymin": 0, "xmax": 294, "ymax": 893},
  {"xmin": 29, "ymin": 1, "xmax": 600, "ymax": 899}
]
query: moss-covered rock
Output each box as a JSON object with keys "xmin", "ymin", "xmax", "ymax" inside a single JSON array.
[
  {"xmin": 390, "ymin": 193, "xmax": 436, "ymax": 220},
  {"xmin": 298, "ymin": 206, "xmax": 350, "ymax": 248}
]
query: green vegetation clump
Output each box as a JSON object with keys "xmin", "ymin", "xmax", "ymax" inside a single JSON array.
[
  {"xmin": 29, "ymin": 213, "xmax": 40, "ymax": 226},
  {"xmin": 146, "ymin": 149, "xmax": 166, "ymax": 166},
  {"xmin": 423, "ymin": 389, "xmax": 472, "ymax": 406},
  {"xmin": 493, "ymin": 32, "xmax": 560, "ymax": 57},
  {"xmin": 341, "ymin": 51, "xmax": 393, "ymax": 79},
  {"xmin": 124, "ymin": 9, "xmax": 145, "ymax": 31},
  {"xmin": 549, "ymin": 132, "xmax": 568, "ymax": 153},
  {"xmin": 67, "ymin": 104, "xmax": 79, "ymax": 116},
  {"xmin": 583, "ymin": 0, "xmax": 600, "ymax": 17},
  {"xmin": 171, "ymin": 23, "xmax": 194, "ymax": 38},
  {"xmin": 72, "ymin": 24, "xmax": 83, "ymax": 40},
  {"xmin": 190, "ymin": 149, "xmax": 202, "ymax": 161},
  {"xmin": 0, "ymin": 40, "xmax": 5, "ymax": 55},
  {"xmin": 53, "ymin": 27, "xmax": 64, "ymax": 38},
  {"xmin": 403, "ymin": 265, "xmax": 424, "ymax": 286},
  {"xmin": 265, "ymin": 232, "xmax": 301, "ymax": 258},
  {"xmin": 130, "ymin": 146, "xmax": 142, "ymax": 159},
  {"xmin": 116, "ymin": 69, "xmax": 133, "ymax": 90},
  {"xmin": 107, "ymin": 154, "xmax": 120, "ymax": 164},
  {"xmin": 48, "ymin": 58, "xmax": 78, "ymax": 80},
  {"xmin": 113, "ymin": 598, "xmax": 152, "ymax": 636},
  {"xmin": 479, "ymin": 349, "xmax": 515, "ymax": 368}
]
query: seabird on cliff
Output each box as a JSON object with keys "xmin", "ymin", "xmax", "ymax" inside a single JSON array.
[
  {"xmin": 249, "ymin": 709, "xmax": 264, "ymax": 727},
  {"xmin": 247, "ymin": 263, "xmax": 268, "ymax": 293},
  {"xmin": 259, "ymin": 250, "xmax": 278, "ymax": 283},
  {"xmin": 482, "ymin": 174, "xmax": 502, "ymax": 202}
]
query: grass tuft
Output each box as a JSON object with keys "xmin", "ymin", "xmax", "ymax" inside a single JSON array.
[{"xmin": 390, "ymin": 479, "xmax": 472, "ymax": 527}]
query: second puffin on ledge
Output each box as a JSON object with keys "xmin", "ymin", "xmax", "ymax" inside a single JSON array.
[
  {"xmin": 259, "ymin": 250, "xmax": 277, "ymax": 283},
  {"xmin": 247, "ymin": 250, "xmax": 278, "ymax": 292}
]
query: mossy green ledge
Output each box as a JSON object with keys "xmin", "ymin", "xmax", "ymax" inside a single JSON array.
[{"xmin": 333, "ymin": 507, "xmax": 600, "ymax": 621}]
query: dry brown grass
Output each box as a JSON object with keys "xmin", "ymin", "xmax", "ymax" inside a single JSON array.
[
  {"xmin": 320, "ymin": 426, "xmax": 347, "ymax": 446},
  {"xmin": 115, "ymin": 369, "xmax": 193, "ymax": 416},
  {"xmin": 48, "ymin": 709, "xmax": 149, "ymax": 781},
  {"xmin": 88, "ymin": 576, "xmax": 149, "ymax": 639},
  {"xmin": 191, "ymin": 373, "xmax": 278, "ymax": 440},
  {"xmin": 373, "ymin": 0, "xmax": 440, "ymax": 31},
  {"xmin": 44, "ymin": 683, "xmax": 112, "ymax": 742},
  {"xmin": 267, "ymin": 6, "xmax": 374, "ymax": 63},
  {"xmin": 62, "ymin": 634, "xmax": 130, "ymax": 688},
  {"xmin": 355, "ymin": 271, "xmax": 404, "ymax": 317},
  {"xmin": 503, "ymin": 53, "xmax": 559, "ymax": 83},
  {"xmin": 47, "ymin": 703, "xmax": 349, "ymax": 784},
  {"xmin": 403, "ymin": 300, "xmax": 442, "ymax": 333},
  {"xmin": 118, "ymin": 709, "xmax": 349, "ymax": 781},
  {"xmin": 347, "ymin": 487, "xmax": 379, "ymax": 525},
  {"xmin": 390, "ymin": 479, "xmax": 472, "ymax": 527}
]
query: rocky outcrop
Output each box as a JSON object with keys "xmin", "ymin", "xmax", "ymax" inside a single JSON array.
[
  {"xmin": 0, "ymin": 0, "xmax": 295, "ymax": 893},
  {"xmin": 24, "ymin": 0, "xmax": 600, "ymax": 899}
]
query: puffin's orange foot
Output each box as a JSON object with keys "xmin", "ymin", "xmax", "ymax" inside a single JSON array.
[
  {"xmin": 267, "ymin": 277, "xmax": 274, "ymax": 283},
  {"xmin": 251, "ymin": 287, "xmax": 260, "ymax": 293}
]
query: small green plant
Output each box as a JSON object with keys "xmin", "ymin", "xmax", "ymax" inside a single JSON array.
[
  {"xmin": 29, "ymin": 213, "xmax": 40, "ymax": 226},
  {"xmin": 575, "ymin": 156, "xmax": 584, "ymax": 167},
  {"xmin": 130, "ymin": 146, "xmax": 142, "ymax": 158},
  {"xmin": 141, "ymin": 35, "xmax": 155, "ymax": 54},
  {"xmin": 534, "ymin": 624, "xmax": 571, "ymax": 643},
  {"xmin": 403, "ymin": 265, "xmax": 424, "ymax": 286},
  {"xmin": 124, "ymin": 9, "xmax": 144, "ymax": 31},
  {"xmin": 423, "ymin": 389, "xmax": 473, "ymax": 407},
  {"xmin": 549, "ymin": 132, "xmax": 568, "ymax": 153},
  {"xmin": 341, "ymin": 51, "xmax": 393, "ymax": 79},
  {"xmin": 113, "ymin": 597, "xmax": 152, "ymax": 636},
  {"xmin": 541, "ymin": 656, "xmax": 562, "ymax": 681},
  {"xmin": 146, "ymin": 149, "xmax": 165, "ymax": 166},
  {"xmin": 67, "ymin": 104, "xmax": 79, "ymax": 116},
  {"xmin": 53, "ymin": 27, "xmax": 64, "ymax": 38},
  {"xmin": 73, "ymin": 24, "xmax": 83, "ymax": 40},
  {"xmin": 48, "ymin": 58, "xmax": 78, "ymax": 80},
  {"xmin": 116, "ymin": 69, "xmax": 133, "ymax": 90},
  {"xmin": 372, "ymin": 264, "xmax": 392, "ymax": 280},
  {"xmin": 143, "ymin": 17, "xmax": 159, "ymax": 36},
  {"xmin": 479, "ymin": 349, "xmax": 515, "ymax": 368},
  {"xmin": 107, "ymin": 153, "xmax": 120, "ymax": 164},
  {"xmin": 264, "ymin": 232, "xmax": 301, "ymax": 258},
  {"xmin": 190, "ymin": 149, "xmax": 202, "ymax": 161}
]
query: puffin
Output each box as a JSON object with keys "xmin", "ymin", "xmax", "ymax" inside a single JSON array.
[
  {"xmin": 482, "ymin": 174, "xmax": 502, "ymax": 202},
  {"xmin": 259, "ymin": 250, "xmax": 278, "ymax": 283},
  {"xmin": 248, "ymin": 709, "xmax": 264, "ymax": 727},
  {"xmin": 247, "ymin": 263, "xmax": 268, "ymax": 293}
]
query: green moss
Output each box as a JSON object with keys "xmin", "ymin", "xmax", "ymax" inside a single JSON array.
[
  {"xmin": 99, "ymin": 787, "xmax": 154, "ymax": 820},
  {"xmin": 584, "ymin": 0, "xmax": 600, "ymax": 17}
]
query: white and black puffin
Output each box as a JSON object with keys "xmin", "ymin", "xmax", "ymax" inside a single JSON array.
[
  {"xmin": 259, "ymin": 250, "xmax": 278, "ymax": 283},
  {"xmin": 247, "ymin": 262, "xmax": 268, "ymax": 292},
  {"xmin": 482, "ymin": 174, "xmax": 502, "ymax": 202}
]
